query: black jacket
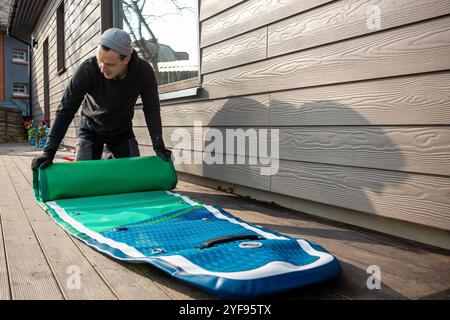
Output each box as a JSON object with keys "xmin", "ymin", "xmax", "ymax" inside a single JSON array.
[{"xmin": 43, "ymin": 50, "xmax": 164, "ymax": 157}]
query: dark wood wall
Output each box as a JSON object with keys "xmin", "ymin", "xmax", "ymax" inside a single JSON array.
[
  {"xmin": 32, "ymin": 0, "xmax": 101, "ymax": 133},
  {"xmin": 0, "ymin": 108, "xmax": 23, "ymax": 143}
]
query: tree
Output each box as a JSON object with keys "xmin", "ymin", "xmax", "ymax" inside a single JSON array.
[{"xmin": 121, "ymin": 0, "xmax": 194, "ymax": 82}]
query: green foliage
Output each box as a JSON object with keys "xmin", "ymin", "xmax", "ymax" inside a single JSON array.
[
  {"xmin": 7, "ymin": 132, "xmax": 24, "ymax": 143},
  {"xmin": 37, "ymin": 125, "xmax": 47, "ymax": 140},
  {"xmin": 28, "ymin": 126, "xmax": 37, "ymax": 138}
]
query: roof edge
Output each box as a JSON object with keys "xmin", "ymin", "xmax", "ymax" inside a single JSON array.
[{"xmin": 6, "ymin": 0, "xmax": 17, "ymax": 36}]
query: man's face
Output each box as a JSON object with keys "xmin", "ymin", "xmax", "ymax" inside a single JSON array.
[{"xmin": 96, "ymin": 46, "xmax": 130, "ymax": 79}]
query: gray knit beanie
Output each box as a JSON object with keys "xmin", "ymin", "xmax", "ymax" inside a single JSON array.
[{"xmin": 99, "ymin": 28, "xmax": 133, "ymax": 56}]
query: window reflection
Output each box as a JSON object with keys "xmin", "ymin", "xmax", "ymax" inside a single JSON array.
[{"xmin": 119, "ymin": 0, "xmax": 199, "ymax": 85}]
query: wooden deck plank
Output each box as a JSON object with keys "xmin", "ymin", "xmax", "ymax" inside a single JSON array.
[
  {"xmin": 20, "ymin": 154, "xmax": 214, "ymax": 300},
  {"xmin": 67, "ymin": 237, "xmax": 175, "ymax": 300},
  {"xmin": 15, "ymin": 155, "xmax": 174, "ymax": 300},
  {"xmin": 4, "ymin": 155, "xmax": 118, "ymax": 300},
  {"xmin": 18, "ymin": 154, "xmax": 214, "ymax": 300},
  {"xmin": 0, "ymin": 157, "xmax": 63, "ymax": 300},
  {"xmin": 0, "ymin": 204, "xmax": 11, "ymax": 300},
  {"xmin": 14, "ymin": 156, "xmax": 235, "ymax": 300},
  {"xmin": 2, "ymin": 144, "xmax": 449, "ymax": 300}
]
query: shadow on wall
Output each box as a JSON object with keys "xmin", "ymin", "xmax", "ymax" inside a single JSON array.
[
  {"xmin": 198, "ymin": 97, "xmax": 406, "ymax": 218},
  {"xmin": 32, "ymin": 101, "xmax": 44, "ymax": 124}
]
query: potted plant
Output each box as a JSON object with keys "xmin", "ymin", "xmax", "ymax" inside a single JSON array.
[
  {"xmin": 37, "ymin": 119, "xmax": 50, "ymax": 149},
  {"xmin": 23, "ymin": 119, "xmax": 33, "ymax": 142},
  {"xmin": 28, "ymin": 125, "xmax": 37, "ymax": 146}
]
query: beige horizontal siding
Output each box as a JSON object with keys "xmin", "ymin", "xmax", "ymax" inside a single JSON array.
[
  {"xmin": 187, "ymin": 0, "xmax": 450, "ymax": 237},
  {"xmin": 199, "ymin": 0, "xmax": 245, "ymax": 21},
  {"xmin": 201, "ymin": 0, "xmax": 333, "ymax": 47},
  {"xmin": 134, "ymin": 94, "xmax": 270, "ymax": 127},
  {"xmin": 202, "ymin": 27, "xmax": 267, "ymax": 74},
  {"xmin": 131, "ymin": 125, "xmax": 450, "ymax": 176},
  {"xmin": 270, "ymin": 72, "xmax": 450, "ymax": 126},
  {"xmin": 278, "ymin": 126, "xmax": 450, "ymax": 176},
  {"xmin": 272, "ymin": 160, "xmax": 450, "ymax": 230},
  {"xmin": 140, "ymin": 147, "xmax": 272, "ymax": 191},
  {"xmin": 201, "ymin": 0, "xmax": 450, "ymax": 75},
  {"xmin": 268, "ymin": 0, "xmax": 450, "ymax": 57},
  {"xmin": 202, "ymin": 16, "xmax": 450, "ymax": 99}
]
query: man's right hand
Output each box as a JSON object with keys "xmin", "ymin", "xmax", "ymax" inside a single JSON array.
[
  {"xmin": 154, "ymin": 146, "xmax": 173, "ymax": 162},
  {"xmin": 31, "ymin": 154, "xmax": 54, "ymax": 171}
]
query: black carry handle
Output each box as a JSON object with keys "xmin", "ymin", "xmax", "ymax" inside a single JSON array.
[{"xmin": 196, "ymin": 234, "xmax": 260, "ymax": 249}]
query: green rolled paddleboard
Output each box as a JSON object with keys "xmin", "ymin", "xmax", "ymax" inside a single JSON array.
[{"xmin": 34, "ymin": 156, "xmax": 177, "ymax": 202}]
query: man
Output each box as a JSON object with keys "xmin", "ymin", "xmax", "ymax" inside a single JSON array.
[{"xmin": 31, "ymin": 28, "xmax": 172, "ymax": 170}]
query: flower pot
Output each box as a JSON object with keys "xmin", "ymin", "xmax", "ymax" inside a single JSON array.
[{"xmin": 39, "ymin": 138, "xmax": 47, "ymax": 149}]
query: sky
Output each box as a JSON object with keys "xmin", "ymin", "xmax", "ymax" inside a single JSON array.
[{"xmin": 122, "ymin": 0, "xmax": 199, "ymax": 64}]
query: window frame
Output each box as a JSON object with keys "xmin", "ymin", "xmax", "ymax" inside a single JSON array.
[
  {"xmin": 12, "ymin": 83, "xmax": 29, "ymax": 98},
  {"xmin": 103, "ymin": 0, "xmax": 201, "ymax": 98},
  {"xmin": 12, "ymin": 49, "xmax": 29, "ymax": 64},
  {"xmin": 56, "ymin": 0, "xmax": 66, "ymax": 75}
]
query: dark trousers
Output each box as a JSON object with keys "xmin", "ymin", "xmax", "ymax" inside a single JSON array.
[{"xmin": 75, "ymin": 136, "xmax": 140, "ymax": 161}]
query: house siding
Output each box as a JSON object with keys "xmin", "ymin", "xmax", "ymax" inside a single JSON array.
[
  {"xmin": 30, "ymin": 0, "xmax": 450, "ymax": 247},
  {"xmin": 138, "ymin": 0, "xmax": 450, "ymax": 245}
]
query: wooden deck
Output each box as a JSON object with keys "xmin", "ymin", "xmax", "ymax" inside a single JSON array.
[{"xmin": 0, "ymin": 143, "xmax": 449, "ymax": 300}]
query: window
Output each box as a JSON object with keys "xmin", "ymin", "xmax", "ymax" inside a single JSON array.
[
  {"xmin": 56, "ymin": 0, "xmax": 66, "ymax": 73},
  {"xmin": 12, "ymin": 49, "xmax": 28, "ymax": 63},
  {"xmin": 114, "ymin": 0, "xmax": 200, "ymax": 92},
  {"xmin": 13, "ymin": 83, "xmax": 29, "ymax": 97}
]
